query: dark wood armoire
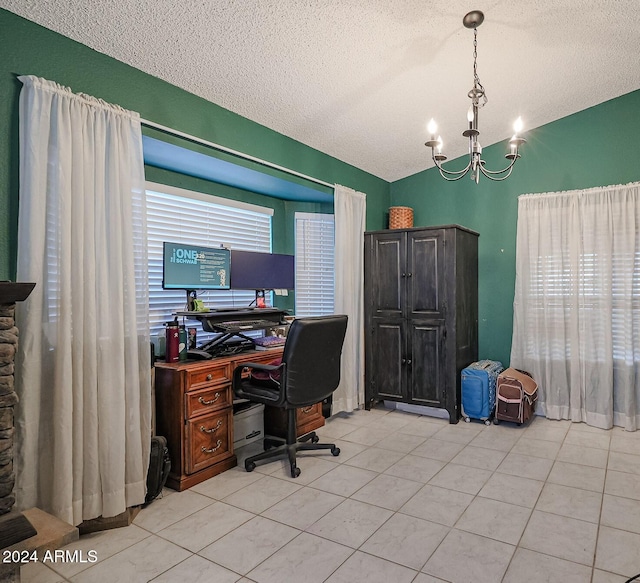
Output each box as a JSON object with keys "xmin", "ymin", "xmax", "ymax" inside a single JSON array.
[{"xmin": 364, "ymin": 225, "xmax": 478, "ymax": 423}]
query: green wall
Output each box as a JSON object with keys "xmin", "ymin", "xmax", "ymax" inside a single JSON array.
[
  {"xmin": 0, "ymin": 9, "xmax": 390, "ymax": 280},
  {"xmin": 390, "ymin": 89, "xmax": 640, "ymax": 365},
  {"xmin": 4, "ymin": 9, "xmax": 639, "ymax": 364}
]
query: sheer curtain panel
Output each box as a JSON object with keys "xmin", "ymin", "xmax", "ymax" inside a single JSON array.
[
  {"xmin": 511, "ymin": 183, "xmax": 640, "ymax": 430},
  {"xmin": 332, "ymin": 185, "xmax": 366, "ymax": 413},
  {"xmin": 15, "ymin": 76, "xmax": 151, "ymax": 525}
]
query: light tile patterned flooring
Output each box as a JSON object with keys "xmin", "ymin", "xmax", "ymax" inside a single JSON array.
[{"xmin": 21, "ymin": 407, "xmax": 640, "ymax": 583}]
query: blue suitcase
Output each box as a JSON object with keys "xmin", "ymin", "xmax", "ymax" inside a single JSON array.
[{"xmin": 461, "ymin": 360, "xmax": 503, "ymax": 425}]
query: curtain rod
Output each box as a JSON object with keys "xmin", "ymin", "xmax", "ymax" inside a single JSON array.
[{"xmin": 140, "ymin": 118, "xmax": 335, "ymax": 190}]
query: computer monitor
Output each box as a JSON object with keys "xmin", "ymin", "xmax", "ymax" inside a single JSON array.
[
  {"xmin": 230, "ymin": 250, "xmax": 294, "ymax": 307},
  {"xmin": 163, "ymin": 242, "xmax": 231, "ymax": 309}
]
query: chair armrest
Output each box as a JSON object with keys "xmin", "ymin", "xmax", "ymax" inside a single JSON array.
[
  {"xmin": 232, "ymin": 361, "xmax": 286, "ymax": 405},
  {"xmin": 232, "ymin": 361, "xmax": 283, "ymax": 384},
  {"xmin": 239, "ymin": 362, "xmax": 282, "ymax": 373}
]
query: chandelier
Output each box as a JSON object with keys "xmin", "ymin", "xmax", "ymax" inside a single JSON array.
[{"xmin": 425, "ymin": 10, "xmax": 525, "ymax": 183}]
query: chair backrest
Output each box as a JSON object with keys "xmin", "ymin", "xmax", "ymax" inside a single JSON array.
[{"xmin": 281, "ymin": 315, "xmax": 348, "ymax": 407}]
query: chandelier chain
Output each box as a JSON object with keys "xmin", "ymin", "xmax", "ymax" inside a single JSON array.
[{"xmin": 472, "ymin": 27, "xmax": 487, "ymax": 108}]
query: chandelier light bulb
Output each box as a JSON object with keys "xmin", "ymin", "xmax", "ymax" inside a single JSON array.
[
  {"xmin": 427, "ymin": 118, "xmax": 438, "ymax": 136},
  {"xmin": 513, "ymin": 116, "xmax": 524, "ymax": 134},
  {"xmin": 467, "ymin": 107, "xmax": 475, "ymax": 123},
  {"xmin": 437, "ymin": 136, "xmax": 443, "ymax": 154}
]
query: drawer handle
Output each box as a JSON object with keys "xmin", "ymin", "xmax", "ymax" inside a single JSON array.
[
  {"xmin": 206, "ymin": 374, "xmax": 213, "ymax": 381},
  {"xmin": 301, "ymin": 406, "xmax": 313, "ymax": 414},
  {"xmin": 198, "ymin": 393, "xmax": 220, "ymax": 406},
  {"xmin": 200, "ymin": 419, "xmax": 223, "ymax": 434},
  {"xmin": 201, "ymin": 439, "xmax": 222, "ymax": 454}
]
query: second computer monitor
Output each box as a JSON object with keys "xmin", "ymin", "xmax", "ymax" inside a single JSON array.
[{"xmin": 230, "ymin": 250, "xmax": 295, "ymax": 295}]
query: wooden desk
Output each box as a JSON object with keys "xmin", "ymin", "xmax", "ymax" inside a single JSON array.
[{"xmin": 154, "ymin": 349, "xmax": 324, "ymax": 490}]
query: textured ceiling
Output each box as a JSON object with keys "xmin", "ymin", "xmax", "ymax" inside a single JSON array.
[{"xmin": 3, "ymin": 1, "xmax": 640, "ymax": 182}]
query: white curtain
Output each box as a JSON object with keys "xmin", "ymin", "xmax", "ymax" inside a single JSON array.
[
  {"xmin": 332, "ymin": 184, "xmax": 366, "ymax": 413},
  {"xmin": 511, "ymin": 183, "xmax": 640, "ymax": 430},
  {"xmin": 15, "ymin": 76, "xmax": 151, "ymax": 525}
]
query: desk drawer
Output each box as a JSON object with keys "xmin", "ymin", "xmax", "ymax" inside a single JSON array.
[
  {"xmin": 297, "ymin": 402, "xmax": 324, "ymax": 435},
  {"xmin": 186, "ymin": 385, "xmax": 231, "ymax": 419},
  {"xmin": 187, "ymin": 363, "xmax": 231, "ymax": 389},
  {"xmin": 186, "ymin": 409, "xmax": 233, "ymax": 474},
  {"xmin": 264, "ymin": 402, "xmax": 325, "ymax": 438}
]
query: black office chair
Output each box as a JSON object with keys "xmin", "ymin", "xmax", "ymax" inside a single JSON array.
[{"xmin": 232, "ymin": 315, "xmax": 348, "ymax": 478}]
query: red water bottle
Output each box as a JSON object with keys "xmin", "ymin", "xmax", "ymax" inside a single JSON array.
[{"xmin": 165, "ymin": 319, "xmax": 180, "ymax": 362}]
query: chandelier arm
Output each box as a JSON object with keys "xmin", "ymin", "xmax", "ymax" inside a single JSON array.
[
  {"xmin": 477, "ymin": 155, "xmax": 519, "ymax": 176},
  {"xmin": 478, "ymin": 162, "xmax": 516, "ymax": 181},
  {"xmin": 432, "ymin": 154, "xmax": 473, "ymax": 177},
  {"xmin": 438, "ymin": 168, "xmax": 472, "ymax": 181}
]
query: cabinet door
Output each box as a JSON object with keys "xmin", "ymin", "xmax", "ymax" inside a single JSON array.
[
  {"xmin": 366, "ymin": 231, "xmax": 405, "ymax": 318},
  {"xmin": 366, "ymin": 319, "xmax": 405, "ymax": 403},
  {"xmin": 406, "ymin": 230, "xmax": 446, "ymax": 319},
  {"xmin": 407, "ymin": 320, "xmax": 445, "ymax": 408}
]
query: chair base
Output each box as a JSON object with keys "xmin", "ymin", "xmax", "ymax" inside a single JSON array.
[{"xmin": 244, "ymin": 431, "xmax": 340, "ymax": 478}]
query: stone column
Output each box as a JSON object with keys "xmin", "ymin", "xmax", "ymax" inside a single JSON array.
[
  {"xmin": 0, "ymin": 283, "xmax": 37, "ymax": 565},
  {"xmin": 0, "ymin": 305, "xmax": 18, "ymax": 518}
]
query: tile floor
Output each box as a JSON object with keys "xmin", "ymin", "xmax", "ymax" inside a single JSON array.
[{"xmin": 21, "ymin": 407, "xmax": 640, "ymax": 583}]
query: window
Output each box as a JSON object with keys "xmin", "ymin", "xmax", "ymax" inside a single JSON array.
[
  {"xmin": 511, "ymin": 184, "xmax": 640, "ymax": 428},
  {"xmin": 146, "ymin": 182, "xmax": 273, "ymax": 338},
  {"xmin": 294, "ymin": 212, "xmax": 335, "ymax": 316},
  {"xmin": 520, "ymin": 200, "xmax": 640, "ymax": 363}
]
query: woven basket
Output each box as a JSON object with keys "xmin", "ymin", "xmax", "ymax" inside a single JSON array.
[{"xmin": 389, "ymin": 206, "xmax": 414, "ymax": 229}]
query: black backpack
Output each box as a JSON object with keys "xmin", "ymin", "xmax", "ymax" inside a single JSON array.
[{"xmin": 144, "ymin": 435, "xmax": 171, "ymax": 507}]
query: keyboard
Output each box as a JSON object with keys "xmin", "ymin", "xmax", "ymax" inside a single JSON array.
[
  {"xmin": 253, "ymin": 336, "xmax": 287, "ymax": 348},
  {"xmin": 212, "ymin": 319, "xmax": 282, "ymax": 332}
]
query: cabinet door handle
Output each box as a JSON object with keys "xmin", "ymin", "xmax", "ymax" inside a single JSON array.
[
  {"xmin": 200, "ymin": 419, "xmax": 223, "ymax": 434},
  {"xmin": 407, "ymin": 272, "xmax": 412, "ymax": 277},
  {"xmin": 401, "ymin": 273, "xmax": 406, "ymax": 278},
  {"xmin": 402, "ymin": 358, "xmax": 407, "ymax": 365},
  {"xmin": 406, "ymin": 359, "xmax": 412, "ymax": 366},
  {"xmin": 201, "ymin": 440, "xmax": 222, "ymax": 454},
  {"xmin": 198, "ymin": 393, "xmax": 220, "ymax": 406},
  {"xmin": 206, "ymin": 374, "xmax": 213, "ymax": 381},
  {"xmin": 301, "ymin": 406, "xmax": 313, "ymax": 414}
]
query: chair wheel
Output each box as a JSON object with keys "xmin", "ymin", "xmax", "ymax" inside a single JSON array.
[
  {"xmin": 485, "ymin": 419, "xmax": 492, "ymax": 426},
  {"xmin": 331, "ymin": 446, "xmax": 340, "ymax": 456},
  {"xmin": 311, "ymin": 434, "xmax": 320, "ymax": 444},
  {"xmin": 464, "ymin": 417, "xmax": 471, "ymax": 423},
  {"xmin": 291, "ymin": 464, "xmax": 301, "ymax": 478},
  {"xmin": 245, "ymin": 461, "xmax": 256, "ymax": 472},
  {"xmin": 493, "ymin": 418, "xmax": 500, "ymax": 425}
]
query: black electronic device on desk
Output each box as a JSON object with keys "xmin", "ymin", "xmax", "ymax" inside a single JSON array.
[
  {"xmin": 177, "ymin": 307, "xmax": 287, "ymax": 329},
  {"xmin": 178, "ymin": 307, "xmax": 289, "ymax": 356}
]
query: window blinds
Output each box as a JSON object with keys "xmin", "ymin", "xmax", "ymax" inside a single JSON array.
[
  {"xmin": 146, "ymin": 182, "xmax": 272, "ymax": 337},
  {"xmin": 295, "ymin": 212, "xmax": 335, "ymax": 316}
]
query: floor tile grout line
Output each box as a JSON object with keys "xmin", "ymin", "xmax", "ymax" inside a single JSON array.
[{"xmin": 590, "ymin": 439, "xmax": 613, "ymax": 578}]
